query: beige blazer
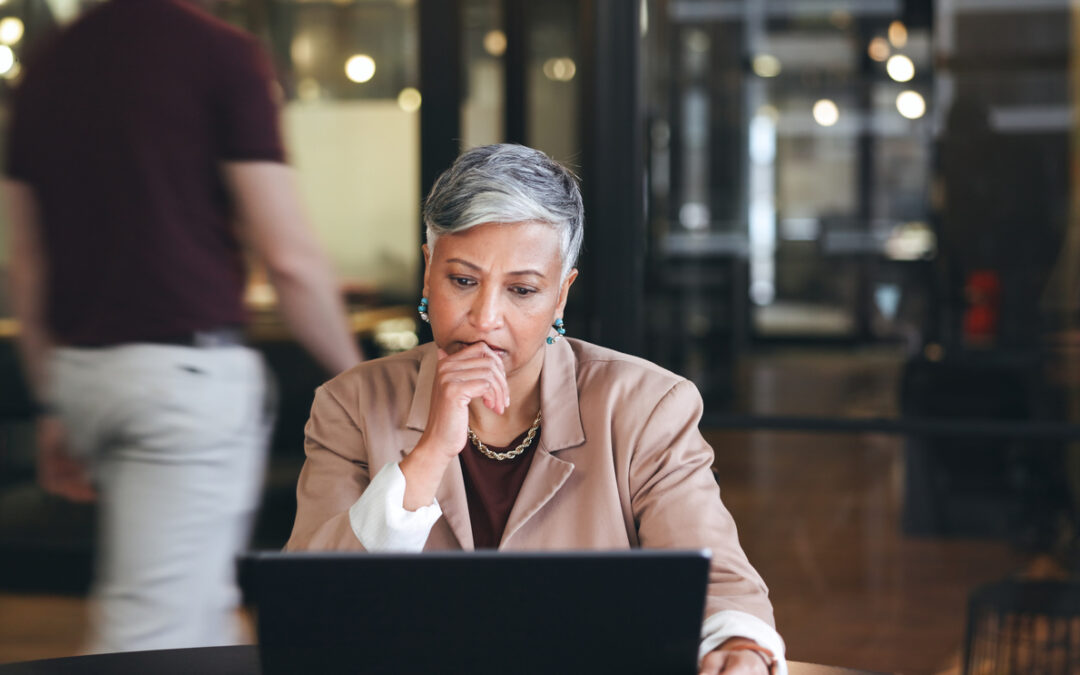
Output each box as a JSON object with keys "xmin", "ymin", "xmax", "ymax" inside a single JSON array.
[{"xmin": 286, "ymin": 337, "xmax": 774, "ymax": 626}]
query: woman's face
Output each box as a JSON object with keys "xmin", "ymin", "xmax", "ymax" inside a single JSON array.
[{"xmin": 423, "ymin": 221, "xmax": 577, "ymax": 378}]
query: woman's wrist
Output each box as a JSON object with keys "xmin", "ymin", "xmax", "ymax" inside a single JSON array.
[
  {"xmin": 418, "ymin": 431, "xmax": 465, "ymax": 462},
  {"xmin": 399, "ymin": 441, "xmax": 455, "ymax": 510}
]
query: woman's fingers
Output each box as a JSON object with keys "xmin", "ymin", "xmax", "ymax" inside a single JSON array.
[
  {"xmin": 441, "ymin": 367, "xmax": 507, "ymax": 413},
  {"xmin": 445, "ymin": 377, "xmax": 500, "ymax": 409},
  {"xmin": 421, "ymin": 343, "xmax": 513, "ymax": 457},
  {"xmin": 424, "ymin": 341, "xmax": 513, "ymax": 455},
  {"xmin": 435, "ymin": 348, "xmax": 509, "ymax": 412},
  {"xmin": 461, "ymin": 360, "xmax": 508, "ymax": 411}
]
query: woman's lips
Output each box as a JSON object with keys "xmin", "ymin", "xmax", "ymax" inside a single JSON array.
[{"xmin": 462, "ymin": 340, "xmax": 507, "ymax": 355}]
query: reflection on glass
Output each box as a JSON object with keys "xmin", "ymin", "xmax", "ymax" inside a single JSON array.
[
  {"xmin": 829, "ymin": 9, "xmax": 852, "ymax": 30},
  {"xmin": 260, "ymin": 0, "xmax": 421, "ymax": 301},
  {"xmin": 868, "ymin": 36, "xmax": 890, "ymax": 62},
  {"xmin": 0, "ymin": 17, "xmax": 22, "ymax": 45},
  {"xmin": 647, "ymin": 0, "xmax": 935, "ymax": 356},
  {"xmin": 0, "ymin": 45, "xmax": 14, "ymax": 75},
  {"xmin": 884, "ymin": 222, "xmax": 935, "ymax": 261},
  {"xmin": 290, "ymin": 33, "xmax": 316, "ymax": 69},
  {"xmin": 888, "ymin": 20, "xmax": 908, "ymax": 48},
  {"xmin": 462, "ymin": 0, "xmax": 504, "ymax": 149},
  {"xmin": 483, "ymin": 29, "xmax": 506, "ymax": 57},
  {"xmin": 527, "ymin": 0, "xmax": 579, "ymax": 164},
  {"xmin": 344, "ymin": 54, "xmax": 376, "ymax": 83},
  {"xmin": 396, "ymin": 86, "xmax": 421, "ymax": 112},
  {"xmin": 541, "ymin": 57, "xmax": 575, "ymax": 82},
  {"xmin": 896, "ymin": 90, "xmax": 925, "ymax": 119},
  {"xmin": 886, "ymin": 54, "xmax": 914, "ymax": 82},
  {"xmin": 679, "ymin": 202, "xmax": 709, "ymax": 230},
  {"xmin": 749, "ymin": 111, "xmax": 777, "ymax": 307},
  {"xmin": 296, "ymin": 77, "xmax": 321, "ymax": 101},
  {"xmin": 751, "ymin": 53, "xmax": 781, "ymax": 78},
  {"xmin": 812, "ymin": 98, "xmax": 839, "ymax": 127}
]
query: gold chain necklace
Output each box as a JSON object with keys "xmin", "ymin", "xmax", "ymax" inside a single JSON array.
[{"xmin": 467, "ymin": 410, "xmax": 542, "ymax": 461}]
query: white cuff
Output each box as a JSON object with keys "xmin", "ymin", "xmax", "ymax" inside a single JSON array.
[
  {"xmin": 348, "ymin": 461, "xmax": 443, "ymax": 552},
  {"xmin": 699, "ymin": 610, "xmax": 787, "ymax": 675}
]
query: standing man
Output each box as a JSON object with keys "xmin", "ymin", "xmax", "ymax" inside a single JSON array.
[{"xmin": 3, "ymin": 0, "xmax": 362, "ymax": 653}]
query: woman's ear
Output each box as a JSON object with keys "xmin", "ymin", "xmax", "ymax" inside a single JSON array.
[
  {"xmin": 421, "ymin": 244, "xmax": 431, "ymax": 296},
  {"xmin": 556, "ymin": 268, "xmax": 579, "ymax": 316}
]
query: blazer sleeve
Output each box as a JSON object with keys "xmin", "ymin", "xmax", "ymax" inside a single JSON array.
[
  {"xmin": 628, "ymin": 379, "xmax": 776, "ymax": 626},
  {"xmin": 284, "ymin": 385, "xmax": 369, "ymax": 551}
]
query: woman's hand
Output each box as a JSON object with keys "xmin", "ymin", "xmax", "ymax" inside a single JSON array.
[
  {"xmin": 420, "ymin": 343, "xmax": 510, "ymax": 459},
  {"xmin": 699, "ymin": 639, "xmax": 772, "ymax": 675},
  {"xmin": 399, "ymin": 343, "xmax": 509, "ymax": 510}
]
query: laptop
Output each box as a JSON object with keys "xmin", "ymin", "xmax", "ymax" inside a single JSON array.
[{"xmin": 243, "ymin": 549, "xmax": 712, "ymax": 675}]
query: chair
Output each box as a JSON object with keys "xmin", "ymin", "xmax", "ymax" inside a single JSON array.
[{"xmin": 964, "ymin": 580, "xmax": 1080, "ymax": 674}]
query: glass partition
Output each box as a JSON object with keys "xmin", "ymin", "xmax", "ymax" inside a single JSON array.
[
  {"xmin": 644, "ymin": 2, "xmax": 1080, "ymax": 671},
  {"xmin": 263, "ymin": 0, "xmax": 421, "ymax": 304},
  {"xmin": 526, "ymin": 0, "xmax": 580, "ymax": 166},
  {"xmin": 645, "ymin": 0, "xmax": 1073, "ymax": 416},
  {"xmin": 461, "ymin": 0, "xmax": 504, "ymax": 150}
]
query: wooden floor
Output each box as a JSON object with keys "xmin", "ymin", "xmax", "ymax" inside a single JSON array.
[
  {"xmin": 0, "ymin": 348, "xmax": 1050, "ymax": 673},
  {"xmin": 710, "ymin": 428, "xmax": 1031, "ymax": 674},
  {"xmin": 0, "ymin": 595, "xmax": 87, "ymax": 665}
]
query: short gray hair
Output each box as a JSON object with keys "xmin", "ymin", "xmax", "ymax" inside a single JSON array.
[{"xmin": 423, "ymin": 144, "xmax": 584, "ymax": 279}]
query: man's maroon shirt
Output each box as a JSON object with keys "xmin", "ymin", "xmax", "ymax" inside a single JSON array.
[{"xmin": 6, "ymin": 0, "xmax": 285, "ymax": 345}]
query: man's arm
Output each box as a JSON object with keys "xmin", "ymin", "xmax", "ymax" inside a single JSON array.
[
  {"xmin": 3, "ymin": 179, "xmax": 52, "ymax": 400},
  {"xmin": 222, "ymin": 162, "xmax": 362, "ymax": 376},
  {"xmin": 3, "ymin": 179, "xmax": 96, "ymax": 502}
]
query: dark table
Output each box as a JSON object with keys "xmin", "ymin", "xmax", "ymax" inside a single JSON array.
[{"xmin": 0, "ymin": 646, "xmax": 885, "ymax": 674}]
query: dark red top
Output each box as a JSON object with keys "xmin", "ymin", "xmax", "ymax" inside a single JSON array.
[
  {"xmin": 5, "ymin": 0, "xmax": 285, "ymax": 345},
  {"xmin": 459, "ymin": 426, "xmax": 541, "ymax": 549}
]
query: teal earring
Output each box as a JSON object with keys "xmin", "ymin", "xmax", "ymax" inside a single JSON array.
[
  {"xmin": 546, "ymin": 318, "xmax": 566, "ymax": 344},
  {"xmin": 417, "ymin": 297, "xmax": 430, "ymax": 323}
]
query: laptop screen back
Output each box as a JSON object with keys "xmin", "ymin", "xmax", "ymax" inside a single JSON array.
[{"xmin": 245, "ymin": 549, "xmax": 711, "ymax": 675}]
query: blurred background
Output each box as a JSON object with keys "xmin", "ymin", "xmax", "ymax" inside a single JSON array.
[{"xmin": 2, "ymin": 0, "xmax": 1080, "ymax": 672}]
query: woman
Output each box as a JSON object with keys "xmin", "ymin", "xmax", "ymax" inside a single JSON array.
[{"xmin": 286, "ymin": 144, "xmax": 785, "ymax": 674}]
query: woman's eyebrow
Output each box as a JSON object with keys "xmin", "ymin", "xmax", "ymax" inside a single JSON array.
[
  {"xmin": 446, "ymin": 257, "xmax": 480, "ymax": 270},
  {"xmin": 445, "ymin": 258, "xmax": 546, "ymax": 279},
  {"xmin": 508, "ymin": 269, "xmax": 546, "ymax": 278}
]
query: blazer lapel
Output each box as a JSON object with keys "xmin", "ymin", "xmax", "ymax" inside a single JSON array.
[
  {"xmin": 404, "ymin": 344, "xmax": 475, "ymax": 551},
  {"xmin": 500, "ymin": 338, "xmax": 585, "ymax": 548},
  {"xmin": 532, "ymin": 337, "xmax": 585, "ymax": 453},
  {"xmin": 434, "ymin": 457, "xmax": 474, "ymax": 551},
  {"xmin": 500, "ymin": 449, "xmax": 573, "ymax": 547}
]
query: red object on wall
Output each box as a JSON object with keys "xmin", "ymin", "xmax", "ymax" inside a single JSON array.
[{"xmin": 963, "ymin": 270, "xmax": 1001, "ymax": 345}]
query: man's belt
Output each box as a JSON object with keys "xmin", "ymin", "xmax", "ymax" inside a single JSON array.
[{"xmin": 69, "ymin": 326, "xmax": 246, "ymax": 348}]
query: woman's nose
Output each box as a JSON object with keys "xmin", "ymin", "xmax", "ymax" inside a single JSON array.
[{"xmin": 470, "ymin": 289, "xmax": 503, "ymax": 330}]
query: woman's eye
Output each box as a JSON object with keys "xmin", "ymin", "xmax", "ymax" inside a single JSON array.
[
  {"xmin": 510, "ymin": 287, "xmax": 536, "ymax": 297},
  {"xmin": 451, "ymin": 276, "xmax": 476, "ymax": 287}
]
